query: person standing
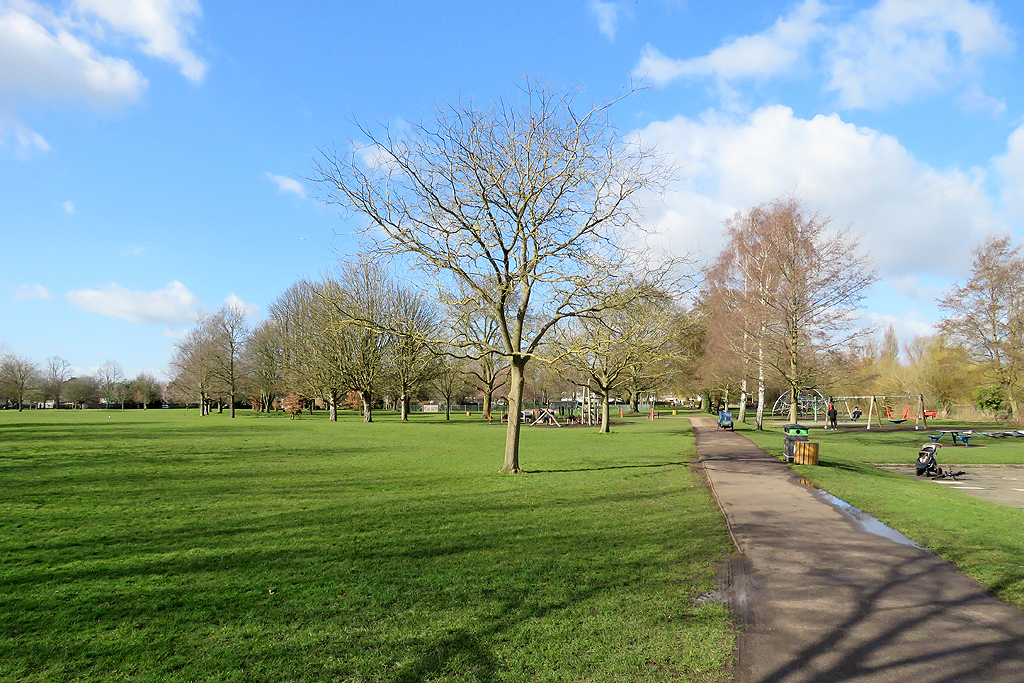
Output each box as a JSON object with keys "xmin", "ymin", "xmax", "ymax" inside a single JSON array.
[{"xmin": 827, "ymin": 403, "xmax": 838, "ymax": 430}]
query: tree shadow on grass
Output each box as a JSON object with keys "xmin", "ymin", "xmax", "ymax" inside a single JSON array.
[{"xmin": 528, "ymin": 461, "xmax": 688, "ymax": 474}]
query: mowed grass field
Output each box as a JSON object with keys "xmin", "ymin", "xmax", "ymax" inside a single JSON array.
[
  {"xmin": 0, "ymin": 409, "xmax": 735, "ymax": 683},
  {"xmin": 735, "ymin": 417, "xmax": 1024, "ymax": 607}
]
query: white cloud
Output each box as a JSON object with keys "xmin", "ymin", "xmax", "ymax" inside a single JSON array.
[
  {"xmin": 67, "ymin": 280, "xmax": 199, "ymax": 324},
  {"xmin": 0, "ymin": 0, "xmax": 204, "ymax": 151},
  {"xmin": 589, "ymin": 0, "xmax": 619, "ymax": 40},
  {"xmin": 864, "ymin": 310, "xmax": 936, "ymax": 339},
  {"xmin": 72, "ymin": 0, "xmax": 206, "ymax": 82},
  {"xmin": 634, "ymin": 0, "xmax": 825, "ymax": 86},
  {"xmin": 222, "ymin": 293, "xmax": 260, "ymax": 320},
  {"xmin": 994, "ymin": 124, "xmax": 1024, "ymax": 215},
  {"xmin": 634, "ymin": 0, "xmax": 1011, "ymax": 110},
  {"xmin": 62, "ymin": 200, "xmax": 75, "ymax": 214},
  {"xmin": 11, "ymin": 283, "xmax": 53, "ymax": 303},
  {"xmin": 636, "ymin": 105, "xmax": 998, "ymax": 277},
  {"xmin": 827, "ymin": 0, "xmax": 1012, "ymax": 108},
  {"xmin": 266, "ymin": 172, "xmax": 306, "ymax": 199}
]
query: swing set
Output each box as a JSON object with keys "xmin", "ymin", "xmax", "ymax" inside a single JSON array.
[{"xmin": 826, "ymin": 394, "xmax": 930, "ymax": 430}]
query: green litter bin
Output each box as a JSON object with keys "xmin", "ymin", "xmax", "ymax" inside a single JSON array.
[{"xmin": 783, "ymin": 423, "xmax": 809, "ymax": 462}]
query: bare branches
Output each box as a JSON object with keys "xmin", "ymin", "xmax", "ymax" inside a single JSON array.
[{"xmin": 311, "ymin": 78, "xmax": 685, "ymax": 471}]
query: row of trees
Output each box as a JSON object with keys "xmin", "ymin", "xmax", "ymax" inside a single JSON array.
[
  {"xmin": 695, "ymin": 195, "xmax": 1024, "ymax": 425},
  {"xmin": 0, "ymin": 351, "xmax": 162, "ymax": 411},
  {"xmin": 166, "ymin": 261, "xmax": 698, "ymax": 433}
]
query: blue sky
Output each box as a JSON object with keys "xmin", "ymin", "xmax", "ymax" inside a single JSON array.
[{"xmin": 3, "ymin": 0, "xmax": 1023, "ymax": 380}]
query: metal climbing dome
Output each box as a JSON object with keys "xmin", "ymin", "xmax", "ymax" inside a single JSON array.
[{"xmin": 772, "ymin": 388, "xmax": 829, "ymax": 419}]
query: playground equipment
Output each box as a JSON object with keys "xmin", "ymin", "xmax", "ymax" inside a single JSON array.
[
  {"xmin": 577, "ymin": 387, "xmax": 601, "ymax": 426},
  {"xmin": 822, "ymin": 395, "xmax": 929, "ymax": 430},
  {"xmin": 772, "ymin": 388, "xmax": 829, "ymax": 420}
]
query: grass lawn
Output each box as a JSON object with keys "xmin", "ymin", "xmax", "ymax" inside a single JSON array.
[
  {"xmin": 730, "ymin": 415, "xmax": 1024, "ymax": 607},
  {"xmin": 0, "ymin": 409, "xmax": 735, "ymax": 683}
]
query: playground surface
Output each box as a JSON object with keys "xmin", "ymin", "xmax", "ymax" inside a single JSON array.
[
  {"xmin": 691, "ymin": 416, "xmax": 1024, "ymax": 683},
  {"xmin": 878, "ymin": 464, "xmax": 1024, "ymax": 511}
]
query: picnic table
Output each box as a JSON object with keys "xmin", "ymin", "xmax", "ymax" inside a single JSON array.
[{"xmin": 927, "ymin": 429, "xmax": 977, "ymax": 447}]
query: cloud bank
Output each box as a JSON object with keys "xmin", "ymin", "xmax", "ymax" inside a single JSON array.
[{"xmin": 636, "ymin": 105, "xmax": 1000, "ymax": 276}]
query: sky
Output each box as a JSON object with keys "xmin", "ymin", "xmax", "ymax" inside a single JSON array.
[{"xmin": 2, "ymin": 0, "xmax": 1023, "ymax": 380}]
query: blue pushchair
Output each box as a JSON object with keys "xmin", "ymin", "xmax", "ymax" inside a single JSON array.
[{"xmin": 718, "ymin": 410, "xmax": 734, "ymax": 431}]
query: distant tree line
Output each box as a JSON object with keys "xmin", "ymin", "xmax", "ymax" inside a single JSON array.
[{"xmin": 0, "ymin": 351, "xmax": 163, "ymax": 412}]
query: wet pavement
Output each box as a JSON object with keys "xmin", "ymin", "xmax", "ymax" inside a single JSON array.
[{"xmin": 692, "ymin": 417, "xmax": 1024, "ymax": 683}]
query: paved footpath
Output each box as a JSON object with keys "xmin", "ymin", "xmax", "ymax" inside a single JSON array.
[{"xmin": 691, "ymin": 417, "xmax": 1024, "ymax": 683}]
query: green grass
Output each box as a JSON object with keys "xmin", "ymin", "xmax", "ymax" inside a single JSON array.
[
  {"xmin": 730, "ymin": 416, "xmax": 1024, "ymax": 607},
  {"xmin": 0, "ymin": 409, "xmax": 735, "ymax": 683}
]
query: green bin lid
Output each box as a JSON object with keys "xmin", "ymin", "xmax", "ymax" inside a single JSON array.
[{"xmin": 783, "ymin": 423, "xmax": 809, "ymax": 435}]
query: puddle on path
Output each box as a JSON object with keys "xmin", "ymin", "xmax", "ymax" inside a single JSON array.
[{"xmin": 797, "ymin": 478, "xmax": 923, "ymax": 549}]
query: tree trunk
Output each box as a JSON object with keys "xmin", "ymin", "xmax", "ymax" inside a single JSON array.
[
  {"xmin": 500, "ymin": 358, "xmax": 526, "ymax": 473},
  {"xmin": 599, "ymin": 390, "xmax": 611, "ymax": 433},
  {"xmin": 329, "ymin": 390, "xmax": 338, "ymax": 422},
  {"xmin": 629, "ymin": 389, "xmax": 639, "ymax": 414},
  {"xmin": 739, "ymin": 379, "xmax": 748, "ymax": 423},
  {"xmin": 483, "ymin": 391, "xmax": 492, "ymax": 421},
  {"xmin": 400, "ymin": 394, "xmax": 410, "ymax": 421},
  {"xmin": 230, "ymin": 392, "xmax": 236, "ymax": 418},
  {"xmin": 360, "ymin": 390, "xmax": 373, "ymax": 423},
  {"xmin": 444, "ymin": 398, "xmax": 451, "ymax": 420},
  {"xmin": 756, "ymin": 367, "xmax": 765, "ymax": 431},
  {"xmin": 789, "ymin": 381, "xmax": 799, "ymax": 424}
]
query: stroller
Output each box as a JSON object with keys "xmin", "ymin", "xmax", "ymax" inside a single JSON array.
[
  {"xmin": 718, "ymin": 411, "xmax": 734, "ymax": 431},
  {"xmin": 915, "ymin": 443, "xmax": 965, "ymax": 480}
]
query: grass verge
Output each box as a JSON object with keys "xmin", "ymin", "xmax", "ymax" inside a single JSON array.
[
  {"xmin": 0, "ymin": 409, "xmax": 735, "ymax": 682},
  {"xmin": 730, "ymin": 416, "xmax": 1024, "ymax": 607}
]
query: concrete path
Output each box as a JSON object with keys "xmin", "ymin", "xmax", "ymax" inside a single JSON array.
[{"xmin": 691, "ymin": 417, "xmax": 1024, "ymax": 683}]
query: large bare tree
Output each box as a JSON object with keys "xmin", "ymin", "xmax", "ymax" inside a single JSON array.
[
  {"xmin": 707, "ymin": 195, "xmax": 877, "ymax": 424},
  {"xmin": 313, "ymin": 79, "xmax": 678, "ymax": 472},
  {"xmin": 209, "ymin": 303, "xmax": 251, "ymax": 418},
  {"xmin": 43, "ymin": 356, "xmax": 72, "ymax": 409},
  {"xmin": 938, "ymin": 235, "xmax": 1024, "ymax": 417}
]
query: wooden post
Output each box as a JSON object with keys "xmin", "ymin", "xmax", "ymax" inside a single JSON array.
[
  {"xmin": 918, "ymin": 394, "xmax": 926, "ymax": 429},
  {"xmin": 866, "ymin": 396, "xmax": 875, "ymax": 430}
]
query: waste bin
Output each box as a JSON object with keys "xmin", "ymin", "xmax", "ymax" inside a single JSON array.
[{"xmin": 783, "ymin": 423, "xmax": 809, "ymax": 462}]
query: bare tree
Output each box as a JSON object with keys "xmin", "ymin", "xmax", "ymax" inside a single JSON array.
[
  {"xmin": 430, "ymin": 351, "xmax": 471, "ymax": 420},
  {"xmin": 313, "ymin": 79, "xmax": 679, "ymax": 472},
  {"xmin": 269, "ymin": 280, "xmax": 347, "ymax": 421},
  {"xmin": 938, "ymin": 235, "xmax": 1024, "ymax": 417},
  {"xmin": 0, "ymin": 354, "xmax": 40, "ymax": 411},
  {"xmin": 244, "ymin": 319, "xmax": 285, "ymax": 412},
  {"xmin": 169, "ymin": 321, "xmax": 218, "ymax": 414},
  {"xmin": 313, "ymin": 263, "xmax": 394, "ymax": 422},
  {"xmin": 708, "ymin": 196, "xmax": 877, "ymax": 424},
  {"xmin": 209, "ymin": 303, "xmax": 251, "ymax": 418},
  {"xmin": 96, "ymin": 360, "xmax": 127, "ymax": 410},
  {"xmin": 556, "ymin": 297, "xmax": 674, "ymax": 432},
  {"xmin": 44, "ymin": 356, "xmax": 72, "ymax": 409},
  {"xmin": 383, "ymin": 285, "xmax": 438, "ymax": 421}
]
